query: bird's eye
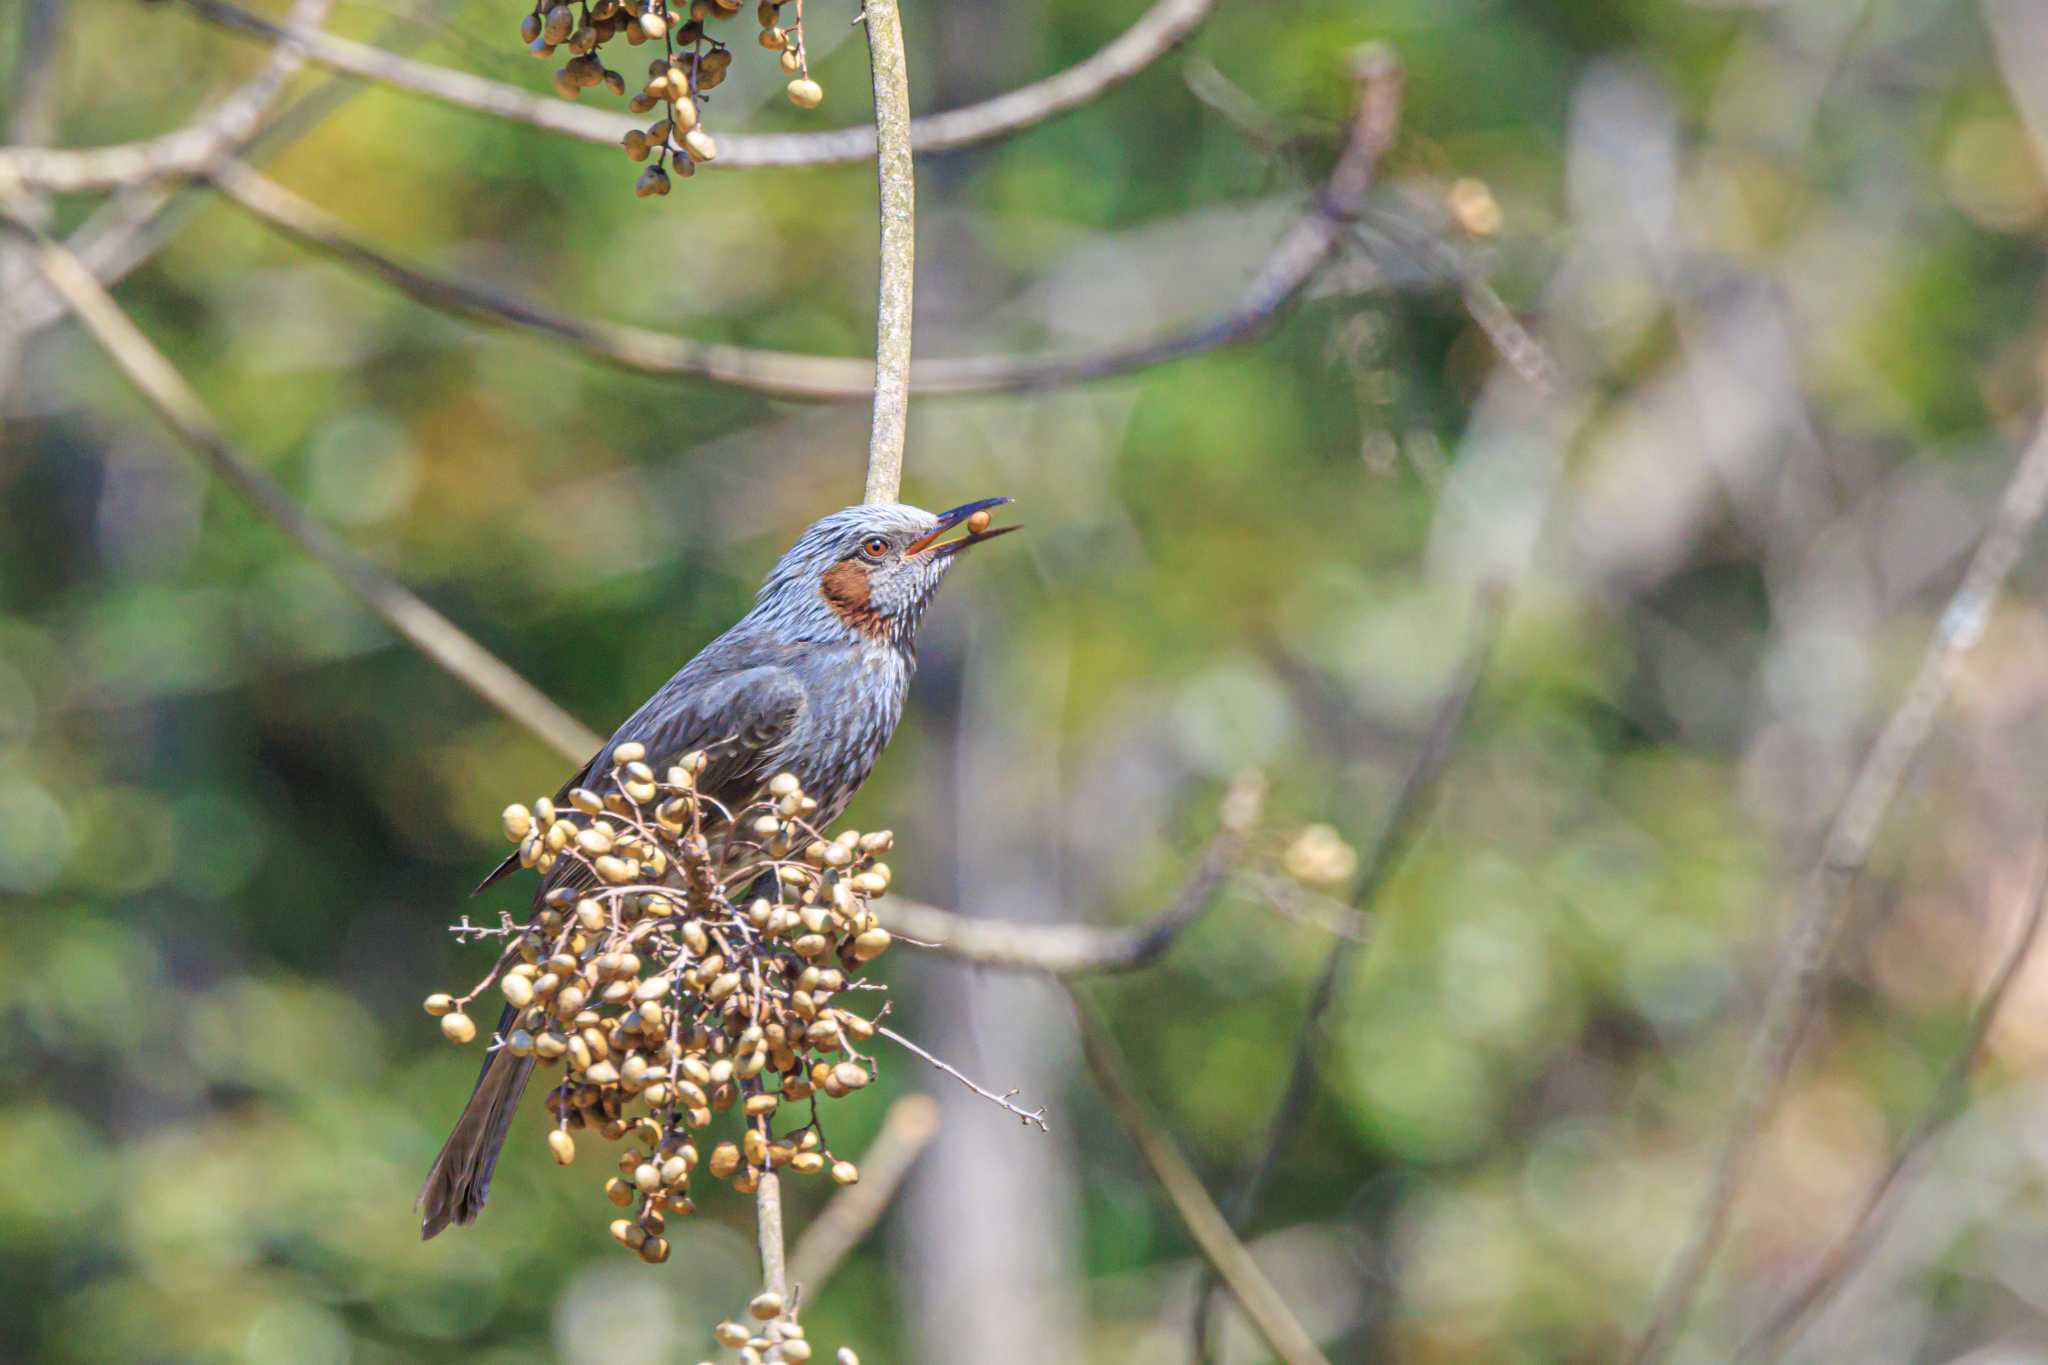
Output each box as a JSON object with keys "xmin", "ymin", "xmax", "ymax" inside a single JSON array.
[{"xmin": 860, "ymin": 536, "xmax": 891, "ymax": 559}]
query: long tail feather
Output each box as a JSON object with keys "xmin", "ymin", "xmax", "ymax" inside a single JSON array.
[{"xmin": 418, "ymin": 1004, "xmax": 534, "ymax": 1239}]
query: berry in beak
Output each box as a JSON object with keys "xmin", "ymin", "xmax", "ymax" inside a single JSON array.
[{"xmin": 905, "ymin": 497, "xmax": 1019, "ymax": 557}]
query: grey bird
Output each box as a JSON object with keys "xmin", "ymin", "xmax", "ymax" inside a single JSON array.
[{"xmin": 418, "ymin": 498, "xmax": 1016, "ymax": 1239}]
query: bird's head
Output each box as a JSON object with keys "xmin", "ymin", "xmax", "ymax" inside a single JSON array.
[{"xmin": 753, "ymin": 498, "xmax": 1018, "ymax": 647}]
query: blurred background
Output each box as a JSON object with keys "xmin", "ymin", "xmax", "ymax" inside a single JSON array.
[{"xmin": 9, "ymin": 0, "xmax": 2048, "ymax": 1361}]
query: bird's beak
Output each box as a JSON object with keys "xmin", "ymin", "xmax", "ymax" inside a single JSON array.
[{"xmin": 905, "ymin": 497, "xmax": 1020, "ymax": 557}]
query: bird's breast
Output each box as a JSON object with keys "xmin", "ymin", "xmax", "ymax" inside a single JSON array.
[{"xmin": 770, "ymin": 643, "xmax": 910, "ymax": 830}]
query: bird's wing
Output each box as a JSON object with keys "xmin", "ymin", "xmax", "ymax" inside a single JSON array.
[
  {"xmin": 472, "ymin": 663, "xmax": 807, "ymax": 896},
  {"xmin": 622, "ymin": 662, "xmax": 809, "ymax": 814}
]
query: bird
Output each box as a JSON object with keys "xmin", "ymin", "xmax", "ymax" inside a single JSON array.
[{"xmin": 418, "ymin": 498, "xmax": 1015, "ymax": 1239}]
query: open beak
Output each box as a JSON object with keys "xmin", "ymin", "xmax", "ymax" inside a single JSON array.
[{"xmin": 905, "ymin": 496, "xmax": 1020, "ymax": 557}]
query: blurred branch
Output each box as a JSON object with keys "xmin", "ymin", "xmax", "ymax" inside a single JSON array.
[
  {"xmin": 185, "ymin": 0, "xmax": 1218, "ymax": 168},
  {"xmin": 1068, "ymin": 991, "xmax": 1332, "ymax": 1365},
  {"xmin": 875, "ymin": 769, "xmax": 1265, "ymax": 975},
  {"xmin": 3, "ymin": 217, "xmax": 605, "ymax": 766},
  {"xmin": 1626, "ymin": 414, "xmax": 2048, "ymax": 1364},
  {"xmin": 0, "ymin": 0, "xmax": 68, "ymax": 401},
  {"xmin": 9, "ymin": 3, "xmax": 462, "ymax": 344},
  {"xmin": 209, "ymin": 161, "xmax": 867, "ymax": 399},
  {"xmin": 0, "ymin": 0, "xmax": 331, "ymax": 194},
  {"xmin": 787, "ymin": 1094, "xmax": 941, "ymax": 1294},
  {"xmin": 861, "ymin": 0, "xmax": 912, "ymax": 504},
  {"xmin": 1987, "ymin": 0, "xmax": 2048, "ymax": 159},
  {"xmin": 1194, "ymin": 585, "xmax": 1505, "ymax": 1359},
  {"xmin": 1240, "ymin": 872, "xmax": 1375, "ymax": 944},
  {"xmin": 1736, "ymin": 838, "xmax": 2048, "ymax": 1364},
  {"xmin": 1184, "ymin": 46, "xmax": 1554, "ymax": 397},
  {"xmin": 207, "ymin": 52, "xmax": 1400, "ymax": 401},
  {"xmin": 1182, "ymin": 58, "xmax": 1295, "ymax": 157},
  {"xmin": 8, "ymin": 185, "xmax": 180, "ymax": 336},
  {"xmin": 7, "ymin": 0, "xmax": 65, "ymax": 147}
]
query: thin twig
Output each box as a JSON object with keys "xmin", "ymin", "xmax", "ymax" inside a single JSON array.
[
  {"xmin": 1067, "ymin": 990, "xmax": 1332, "ymax": 1365},
  {"xmin": 1194, "ymin": 584, "xmax": 1505, "ymax": 1359},
  {"xmin": 874, "ymin": 769, "xmax": 1265, "ymax": 974},
  {"xmin": 1240, "ymin": 872, "xmax": 1375, "ymax": 944},
  {"xmin": 0, "ymin": 0, "xmax": 332, "ymax": 194},
  {"xmin": 787, "ymin": 1094, "xmax": 941, "ymax": 1294},
  {"xmin": 185, "ymin": 0, "xmax": 1218, "ymax": 168},
  {"xmin": 206, "ymin": 60, "xmax": 1396, "ymax": 403},
  {"xmin": 1182, "ymin": 58, "xmax": 1296, "ymax": 156},
  {"xmin": 877, "ymin": 1025, "xmax": 1047, "ymax": 1131},
  {"xmin": 1735, "ymin": 836, "xmax": 2048, "ymax": 1364},
  {"xmin": 1185, "ymin": 55, "xmax": 1558, "ymax": 400},
  {"xmin": 7, "ymin": 0, "xmax": 65, "ymax": 148},
  {"xmin": 0, "ymin": 0, "xmax": 68, "ymax": 402},
  {"xmin": 1631, "ymin": 29, "xmax": 2048, "ymax": 1360},
  {"xmin": 4, "ymin": 217, "xmax": 604, "ymax": 766},
  {"xmin": 860, "ymin": 0, "xmax": 912, "ymax": 504},
  {"xmin": 1625, "ymin": 415, "xmax": 2048, "ymax": 1364},
  {"xmin": 9, "ymin": 3, "xmax": 445, "ymax": 345},
  {"xmin": 194, "ymin": 39, "xmax": 1400, "ymax": 405}
]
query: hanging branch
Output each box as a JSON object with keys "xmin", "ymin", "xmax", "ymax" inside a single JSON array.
[
  {"xmin": 745, "ymin": 0, "xmax": 920, "ymax": 1316},
  {"xmin": 1068, "ymin": 990, "xmax": 1332, "ymax": 1365},
  {"xmin": 0, "ymin": 0, "xmax": 69, "ymax": 399},
  {"xmin": 1193, "ymin": 585, "xmax": 1503, "ymax": 1360},
  {"xmin": 183, "ymin": 0, "xmax": 1217, "ymax": 168},
  {"xmin": 1624, "ymin": 412, "xmax": 2048, "ymax": 1364},
  {"xmin": 2, "ymin": 217, "xmax": 604, "ymax": 766},
  {"xmin": 861, "ymin": 0, "xmax": 913, "ymax": 504},
  {"xmin": 0, "ymin": 0, "xmax": 332, "ymax": 194},
  {"xmin": 1629, "ymin": 37, "xmax": 2048, "ymax": 1362},
  {"xmin": 8, "ymin": 6, "xmax": 456, "ymax": 346},
  {"xmin": 7, "ymin": 0, "xmax": 65, "ymax": 147},
  {"xmin": 204, "ymin": 50, "xmax": 1401, "ymax": 403},
  {"xmin": 1734, "ymin": 837, "xmax": 2048, "ymax": 1364}
]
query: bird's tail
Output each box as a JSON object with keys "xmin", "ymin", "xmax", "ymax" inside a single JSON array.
[{"xmin": 418, "ymin": 1003, "xmax": 534, "ymax": 1239}]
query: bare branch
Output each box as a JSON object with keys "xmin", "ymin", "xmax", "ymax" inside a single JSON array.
[
  {"xmin": 1067, "ymin": 990, "xmax": 1332, "ymax": 1365},
  {"xmin": 7, "ymin": 0, "xmax": 66, "ymax": 148},
  {"xmin": 4, "ymin": 217, "xmax": 605, "ymax": 766},
  {"xmin": 204, "ymin": 61, "xmax": 1397, "ymax": 406},
  {"xmin": 756, "ymin": 1170, "xmax": 790, "ymax": 1313},
  {"xmin": 1735, "ymin": 838, "xmax": 2048, "ymax": 1364},
  {"xmin": 185, "ymin": 0, "xmax": 1218, "ymax": 168},
  {"xmin": 875, "ymin": 769, "xmax": 1265, "ymax": 975},
  {"xmin": 8, "ymin": 7, "xmax": 450, "ymax": 346},
  {"xmin": 210, "ymin": 161, "xmax": 866, "ymax": 399},
  {"xmin": 861, "ymin": 0, "xmax": 913, "ymax": 504},
  {"xmin": 1182, "ymin": 58, "xmax": 1295, "ymax": 157},
  {"xmin": 788, "ymin": 1094, "xmax": 941, "ymax": 1295},
  {"xmin": 213, "ymin": 99, "xmax": 1383, "ymax": 400},
  {"xmin": 1624, "ymin": 60, "xmax": 2048, "ymax": 1335},
  {"xmin": 0, "ymin": 0, "xmax": 332, "ymax": 195},
  {"xmin": 1239, "ymin": 872, "xmax": 1375, "ymax": 944},
  {"xmin": 877, "ymin": 1025, "xmax": 1047, "ymax": 1131},
  {"xmin": 1625, "ymin": 414, "xmax": 2048, "ymax": 1363},
  {"xmin": 1194, "ymin": 584, "xmax": 1504, "ymax": 1359},
  {"xmin": 0, "ymin": 0, "xmax": 70, "ymax": 402}
]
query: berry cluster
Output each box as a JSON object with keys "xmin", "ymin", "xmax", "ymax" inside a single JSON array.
[
  {"xmin": 518, "ymin": 0, "xmax": 825, "ymax": 196},
  {"xmin": 426, "ymin": 744, "xmax": 897, "ymax": 1276}
]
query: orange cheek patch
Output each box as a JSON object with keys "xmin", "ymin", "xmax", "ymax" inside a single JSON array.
[{"xmin": 820, "ymin": 560, "xmax": 887, "ymax": 636}]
